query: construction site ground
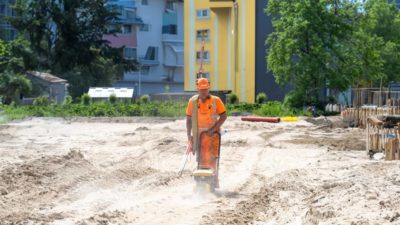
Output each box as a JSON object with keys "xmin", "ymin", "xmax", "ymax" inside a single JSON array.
[{"xmin": 1, "ymin": 116, "xmax": 400, "ymax": 225}]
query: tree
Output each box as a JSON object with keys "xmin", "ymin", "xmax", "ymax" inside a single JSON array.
[
  {"xmin": 9, "ymin": 0, "xmax": 137, "ymax": 97},
  {"xmin": 8, "ymin": 0, "xmax": 53, "ymax": 70},
  {"xmin": 266, "ymin": 0, "xmax": 359, "ymax": 107},
  {"xmin": 0, "ymin": 37, "xmax": 37, "ymax": 73},
  {"xmin": 356, "ymin": 0, "xmax": 400, "ymax": 87},
  {"xmin": 0, "ymin": 37, "xmax": 35, "ymax": 105},
  {"xmin": 0, "ymin": 71, "xmax": 32, "ymax": 104}
]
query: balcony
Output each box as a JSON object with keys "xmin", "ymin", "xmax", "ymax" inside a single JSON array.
[
  {"xmin": 209, "ymin": 0, "xmax": 235, "ymax": 8},
  {"xmin": 107, "ymin": 0, "xmax": 137, "ymax": 9},
  {"xmin": 107, "ymin": 2, "xmax": 143, "ymax": 25},
  {"xmin": 114, "ymin": 17, "xmax": 144, "ymax": 25},
  {"xmin": 139, "ymin": 47, "xmax": 160, "ymax": 66},
  {"xmin": 139, "ymin": 57, "xmax": 160, "ymax": 66},
  {"xmin": 163, "ymin": 42, "xmax": 184, "ymax": 67}
]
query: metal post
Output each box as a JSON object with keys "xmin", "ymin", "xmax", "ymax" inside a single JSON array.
[
  {"xmin": 139, "ymin": 65, "xmax": 142, "ymax": 96},
  {"xmin": 233, "ymin": 2, "xmax": 238, "ymax": 94}
]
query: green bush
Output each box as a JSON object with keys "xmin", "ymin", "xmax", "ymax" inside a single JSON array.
[
  {"xmin": 228, "ymin": 93, "xmax": 239, "ymax": 104},
  {"xmin": 109, "ymin": 94, "xmax": 117, "ymax": 104},
  {"xmin": 81, "ymin": 93, "xmax": 91, "ymax": 106},
  {"xmin": 33, "ymin": 96, "xmax": 50, "ymax": 106},
  {"xmin": 1, "ymin": 100, "xmax": 309, "ymax": 121},
  {"xmin": 256, "ymin": 92, "xmax": 267, "ymax": 104},
  {"xmin": 283, "ymin": 91, "xmax": 305, "ymax": 108},
  {"xmin": 327, "ymin": 95, "xmax": 338, "ymax": 104},
  {"xmin": 227, "ymin": 103, "xmax": 261, "ymax": 114},
  {"xmin": 74, "ymin": 97, "xmax": 81, "ymax": 104},
  {"xmin": 140, "ymin": 95, "xmax": 150, "ymax": 104},
  {"xmin": 63, "ymin": 95, "xmax": 73, "ymax": 105}
]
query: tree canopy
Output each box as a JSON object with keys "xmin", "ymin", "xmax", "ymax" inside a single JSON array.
[
  {"xmin": 5, "ymin": 0, "xmax": 137, "ymax": 98},
  {"xmin": 266, "ymin": 0, "xmax": 400, "ymax": 107}
]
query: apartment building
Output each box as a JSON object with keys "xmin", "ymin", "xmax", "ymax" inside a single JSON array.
[
  {"xmin": 184, "ymin": 0, "xmax": 291, "ymax": 103},
  {"xmin": 107, "ymin": 0, "xmax": 184, "ymax": 96}
]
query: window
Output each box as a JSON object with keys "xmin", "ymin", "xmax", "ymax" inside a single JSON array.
[
  {"xmin": 144, "ymin": 46, "xmax": 158, "ymax": 60},
  {"xmin": 141, "ymin": 66, "xmax": 150, "ymax": 75},
  {"xmin": 122, "ymin": 25, "xmax": 132, "ymax": 34},
  {"xmin": 124, "ymin": 48, "xmax": 137, "ymax": 59},
  {"xmin": 196, "ymin": 51, "xmax": 210, "ymax": 62},
  {"xmin": 197, "ymin": 72, "xmax": 210, "ymax": 79},
  {"xmin": 0, "ymin": 5, "xmax": 5, "ymax": 14},
  {"xmin": 196, "ymin": 29, "xmax": 210, "ymax": 40},
  {"xmin": 125, "ymin": 9, "xmax": 137, "ymax": 19},
  {"xmin": 140, "ymin": 24, "xmax": 150, "ymax": 32},
  {"xmin": 142, "ymin": 0, "xmax": 148, "ymax": 5},
  {"xmin": 162, "ymin": 24, "xmax": 177, "ymax": 35},
  {"xmin": 107, "ymin": 25, "xmax": 121, "ymax": 33},
  {"xmin": 196, "ymin": 9, "xmax": 209, "ymax": 19},
  {"xmin": 166, "ymin": 2, "xmax": 175, "ymax": 12}
]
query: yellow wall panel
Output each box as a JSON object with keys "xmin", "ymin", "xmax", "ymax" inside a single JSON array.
[{"xmin": 185, "ymin": 0, "xmax": 256, "ymax": 102}]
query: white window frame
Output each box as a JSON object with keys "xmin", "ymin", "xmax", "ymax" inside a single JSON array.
[
  {"xmin": 196, "ymin": 51, "xmax": 210, "ymax": 63},
  {"xmin": 125, "ymin": 9, "xmax": 137, "ymax": 19},
  {"xmin": 196, "ymin": 9, "xmax": 210, "ymax": 19},
  {"xmin": 123, "ymin": 47, "xmax": 137, "ymax": 60},
  {"xmin": 122, "ymin": 25, "xmax": 132, "ymax": 34},
  {"xmin": 196, "ymin": 29, "xmax": 210, "ymax": 41},
  {"xmin": 140, "ymin": 24, "xmax": 150, "ymax": 32},
  {"xmin": 165, "ymin": 2, "xmax": 176, "ymax": 12},
  {"xmin": 198, "ymin": 72, "xmax": 210, "ymax": 79}
]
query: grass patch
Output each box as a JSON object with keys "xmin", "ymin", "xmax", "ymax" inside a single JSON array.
[
  {"xmin": 227, "ymin": 101, "xmax": 310, "ymax": 117},
  {"xmin": 0, "ymin": 101, "xmax": 188, "ymax": 120},
  {"xmin": 0, "ymin": 101, "xmax": 310, "ymax": 122}
]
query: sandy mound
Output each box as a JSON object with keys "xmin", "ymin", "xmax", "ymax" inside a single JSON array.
[
  {"xmin": 0, "ymin": 117, "xmax": 398, "ymax": 225},
  {"xmin": 0, "ymin": 150, "xmax": 95, "ymax": 224},
  {"xmin": 288, "ymin": 133, "xmax": 366, "ymax": 151}
]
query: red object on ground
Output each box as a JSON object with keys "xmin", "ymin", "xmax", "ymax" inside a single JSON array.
[{"xmin": 241, "ymin": 117, "xmax": 281, "ymax": 123}]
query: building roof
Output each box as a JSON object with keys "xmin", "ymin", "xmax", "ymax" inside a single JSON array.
[
  {"xmin": 26, "ymin": 71, "xmax": 67, "ymax": 84},
  {"xmin": 88, "ymin": 87, "xmax": 134, "ymax": 98}
]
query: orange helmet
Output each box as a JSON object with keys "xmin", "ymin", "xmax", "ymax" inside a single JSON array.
[{"xmin": 196, "ymin": 77, "xmax": 210, "ymax": 90}]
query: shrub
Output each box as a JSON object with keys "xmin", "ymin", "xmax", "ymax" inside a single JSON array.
[
  {"xmin": 254, "ymin": 101, "xmax": 288, "ymax": 117},
  {"xmin": 33, "ymin": 96, "xmax": 50, "ymax": 106},
  {"xmin": 109, "ymin": 94, "xmax": 117, "ymax": 104},
  {"xmin": 74, "ymin": 97, "xmax": 81, "ymax": 104},
  {"xmin": 228, "ymin": 93, "xmax": 239, "ymax": 104},
  {"xmin": 140, "ymin": 95, "xmax": 150, "ymax": 104},
  {"xmin": 283, "ymin": 91, "xmax": 305, "ymax": 108},
  {"xmin": 63, "ymin": 95, "xmax": 73, "ymax": 105},
  {"xmin": 81, "ymin": 93, "xmax": 91, "ymax": 106},
  {"xmin": 327, "ymin": 96, "xmax": 337, "ymax": 104},
  {"xmin": 256, "ymin": 92, "xmax": 267, "ymax": 104}
]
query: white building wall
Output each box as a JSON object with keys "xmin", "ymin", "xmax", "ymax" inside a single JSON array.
[
  {"xmin": 136, "ymin": 0, "xmax": 164, "ymax": 82},
  {"xmin": 118, "ymin": 0, "xmax": 184, "ymax": 95}
]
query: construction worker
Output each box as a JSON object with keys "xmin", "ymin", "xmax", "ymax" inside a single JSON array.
[{"xmin": 186, "ymin": 77, "xmax": 227, "ymax": 187}]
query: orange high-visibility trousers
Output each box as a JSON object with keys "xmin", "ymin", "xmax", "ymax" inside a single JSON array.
[{"xmin": 198, "ymin": 133, "xmax": 220, "ymax": 173}]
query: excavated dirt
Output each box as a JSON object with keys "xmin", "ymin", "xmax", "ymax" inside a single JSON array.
[
  {"xmin": 0, "ymin": 117, "xmax": 399, "ymax": 225},
  {"xmin": 288, "ymin": 128, "xmax": 366, "ymax": 151}
]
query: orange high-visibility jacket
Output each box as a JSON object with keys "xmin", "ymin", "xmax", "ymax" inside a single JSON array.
[{"xmin": 186, "ymin": 95, "xmax": 226, "ymax": 158}]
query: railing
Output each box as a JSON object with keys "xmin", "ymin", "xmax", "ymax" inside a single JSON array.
[
  {"xmin": 114, "ymin": 17, "xmax": 143, "ymax": 25},
  {"xmin": 107, "ymin": 0, "xmax": 136, "ymax": 8},
  {"xmin": 139, "ymin": 57, "xmax": 160, "ymax": 66}
]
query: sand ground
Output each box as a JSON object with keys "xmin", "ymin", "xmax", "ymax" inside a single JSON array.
[{"xmin": 0, "ymin": 116, "xmax": 399, "ymax": 225}]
